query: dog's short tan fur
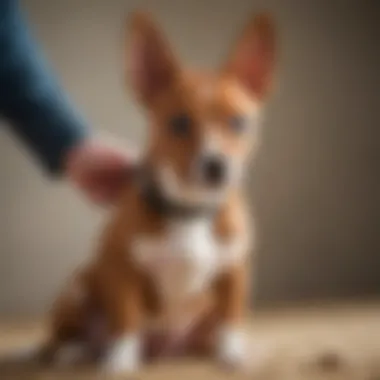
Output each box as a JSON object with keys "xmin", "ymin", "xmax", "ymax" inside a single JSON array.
[{"xmin": 43, "ymin": 10, "xmax": 277, "ymax": 375}]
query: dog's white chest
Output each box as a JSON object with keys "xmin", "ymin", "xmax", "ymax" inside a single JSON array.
[{"xmin": 132, "ymin": 218, "xmax": 220, "ymax": 303}]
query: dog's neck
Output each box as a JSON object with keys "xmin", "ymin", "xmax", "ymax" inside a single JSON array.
[{"xmin": 133, "ymin": 164, "xmax": 221, "ymax": 220}]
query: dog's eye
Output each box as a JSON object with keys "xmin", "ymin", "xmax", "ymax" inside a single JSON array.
[
  {"xmin": 170, "ymin": 114, "xmax": 192, "ymax": 137},
  {"xmin": 229, "ymin": 115, "xmax": 248, "ymax": 133}
]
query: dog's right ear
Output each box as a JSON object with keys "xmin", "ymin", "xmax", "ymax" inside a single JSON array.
[
  {"xmin": 126, "ymin": 11, "xmax": 179, "ymax": 107},
  {"xmin": 223, "ymin": 13, "xmax": 277, "ymax": 101}
]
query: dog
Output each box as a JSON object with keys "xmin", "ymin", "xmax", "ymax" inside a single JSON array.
[{"xmin": 39, "ymin": 10, "xmax": 277, "ymax": 375}]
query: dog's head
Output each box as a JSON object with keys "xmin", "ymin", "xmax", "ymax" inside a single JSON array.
[{"xmin": 126, "ymin": 11, "xmax": 276, "ymax": 207}]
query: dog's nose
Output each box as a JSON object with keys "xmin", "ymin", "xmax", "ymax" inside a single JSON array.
[{"xmin": 200, "ymin": 155, "xmax": 227, "ymax": 186}]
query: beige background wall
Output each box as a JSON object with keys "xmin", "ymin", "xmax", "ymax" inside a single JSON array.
[{"xmin": 0, "ymin": 0, "xmax": 378, "ymax": 317}]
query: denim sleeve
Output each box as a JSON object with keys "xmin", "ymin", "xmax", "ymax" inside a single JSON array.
[{"xmin": 0, "ymin": 0, "xmax": 89, "ymax": 175}]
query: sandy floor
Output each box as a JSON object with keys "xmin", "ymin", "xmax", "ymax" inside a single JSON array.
[{"xmin": 1, "ymin": 302, "xmax": 380, "ymax": 380}]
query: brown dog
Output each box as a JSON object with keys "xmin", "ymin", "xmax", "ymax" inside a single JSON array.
[{"xmin": 41, "ymin": 10, "xmax": 277, "ymax": 376}]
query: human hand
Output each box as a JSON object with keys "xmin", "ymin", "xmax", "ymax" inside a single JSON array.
[{"xmin": 65, "ymin": 137, "xmax": 138, "ymax": 205}]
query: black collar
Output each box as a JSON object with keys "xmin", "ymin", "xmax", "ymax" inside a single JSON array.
[{"xmin": 134, "ymin": 166, "xmax": 220, "ymax": 219}]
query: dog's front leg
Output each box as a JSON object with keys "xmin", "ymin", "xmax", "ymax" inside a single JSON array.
[
  {"xmin": 213, "ymin": 262, "xmax": 250, "ymax": 370},
  {"xmin": 101, "ymin": 265, "xmax": 144, "ymax": 375}
]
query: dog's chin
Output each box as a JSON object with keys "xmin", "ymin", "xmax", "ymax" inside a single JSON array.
[{"xmin": 157, "ymin": 165, "xmax": 230, "ymax": 208}]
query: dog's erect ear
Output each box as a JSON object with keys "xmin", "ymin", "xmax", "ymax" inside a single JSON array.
[
  {"xmin": 127, "ymin": 11, "xmax": 179, "ymax": 106},
  {"xmin": 224, "ymin": 13, "xmax": 276, "ymax": 101}
]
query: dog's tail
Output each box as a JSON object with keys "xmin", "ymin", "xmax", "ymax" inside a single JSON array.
[{"xmin": 0, "ymin": 338, "xmax": 88, "ymax": 371}]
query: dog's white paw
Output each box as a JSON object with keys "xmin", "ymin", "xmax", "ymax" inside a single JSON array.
[
  {"xmin": 103, "ymin": 333, "xmax": 141, "ymax": 374},
  {"xmin": 217, "ymin": 325, "xmax": 248, "ymax": 370}
]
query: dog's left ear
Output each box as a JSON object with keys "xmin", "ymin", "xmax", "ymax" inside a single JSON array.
[
  {"xmin": 126, "ymin": 11, "xmax": 180, "ymax": 107},
  {"xmin": 224, "ymin": 13, "xmax": 277, "ymax": 101}
]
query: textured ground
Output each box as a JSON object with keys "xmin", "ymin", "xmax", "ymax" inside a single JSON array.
[{"xmin": 1, "ymin": 302, "xmax": 380, "ymax": 380}]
